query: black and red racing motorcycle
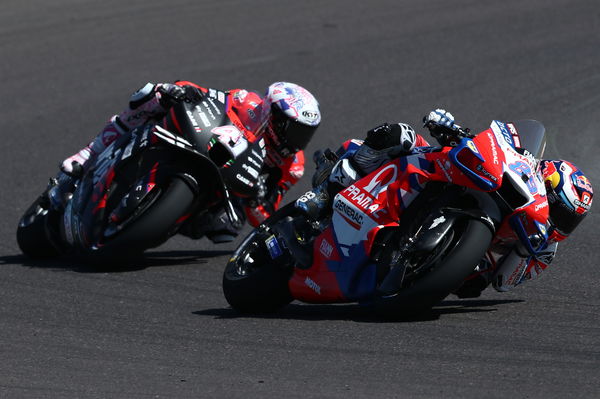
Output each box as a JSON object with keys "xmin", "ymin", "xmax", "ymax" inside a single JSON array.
[{"xmin": 17, "ymin": 87, "xmax": 263, "ymax": 263}]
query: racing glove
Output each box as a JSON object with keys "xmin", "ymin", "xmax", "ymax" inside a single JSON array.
[
  {"xmin": 423, "ymin": 108, "xmax": 469, "ymax": 147},
  {"xmin": 423, "ymin": 109, "xmax": 455, "ymax": 129},
  {"xmin": 311, "ymin": 149, "xmax": 339, "ymax": 187},
  {"xmin": 155, "ymin": 83, "xmax": 186, "ymax": 108}
]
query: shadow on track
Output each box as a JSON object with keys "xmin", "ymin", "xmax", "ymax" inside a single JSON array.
[
  {"xmin": 194, "ymin": 298, "xmax": 525, "ymax": 323},
  {"xmin": 0, "ymin": 249, "xmax": 232, "ymax": 273}
]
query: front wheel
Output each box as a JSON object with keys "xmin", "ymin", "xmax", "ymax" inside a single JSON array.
[
  {"xmin": 374, "ymin": 217, "xmax": 493, "ymax": 318},
  {"xmin": 93, "ymin": 175, "xmax": 196, "ymax": 259}
]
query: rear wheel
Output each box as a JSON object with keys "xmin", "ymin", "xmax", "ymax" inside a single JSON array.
[
  {"xmin": 17, "ymin": 194, "xmax": 62, "ymax": 259},
  {"xmin": 222, "ymin": 206, "xmax": 297, "ymax": 313}
]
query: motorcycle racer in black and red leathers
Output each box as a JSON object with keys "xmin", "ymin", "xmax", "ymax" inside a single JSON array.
[
  {"xmin": 60, "ymin": 80, "xmax": 321, "ymax": 243},
  {"xmin": 297, "ymin": 109, "xmax": 593, "ymax": 297}
]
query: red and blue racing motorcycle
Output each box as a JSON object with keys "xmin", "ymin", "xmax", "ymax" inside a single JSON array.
[{"xmin": 223, "ymin": 119, "xmax": 549, "ymax": 317}]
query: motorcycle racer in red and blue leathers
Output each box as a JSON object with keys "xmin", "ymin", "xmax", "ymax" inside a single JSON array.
[{"xmin": 297, "ymin": 109, "xmax": 593, "ymax": 297}]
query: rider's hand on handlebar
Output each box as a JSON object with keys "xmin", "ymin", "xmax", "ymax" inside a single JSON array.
[
  {"xmin": 423, "ymin": 109, "xmax": 455, "ymax": 129},
  {"xmin": 423, "ymin": 108, "xmax": 472, "ymax": 146},
  {"xmin": 157, "ymin": 83, "xmax": 186, "ymax": 108}
]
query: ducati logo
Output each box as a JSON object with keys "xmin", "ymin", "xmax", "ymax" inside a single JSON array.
[{"xmin": 362, "ymin": 164, "xmax": 397, "ymax": 195}]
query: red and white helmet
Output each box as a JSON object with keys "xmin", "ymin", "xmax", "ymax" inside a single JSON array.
[
  {"xmin": 262, "ymin": 82, "xmax": 321, "ymax": 157},
  {"xmin": 541, "ymin": 160, "xmax": 593, "ymax": 240}
]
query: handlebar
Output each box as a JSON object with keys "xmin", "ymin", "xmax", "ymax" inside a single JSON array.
[{"xmin": 424, "ymin": 121, "xmax": 473, "ymax": 147}]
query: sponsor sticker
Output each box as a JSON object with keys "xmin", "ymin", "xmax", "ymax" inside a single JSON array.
[
  {"xmin": 476, "ymin": 164, "xmax": 498, "ymax": 182},
  {"xmin": 507, "ymin": 123, "xmax": 522, "ymax": 147},
  {"xmin": 319, "ymin": 239, "xmax": 334, "ymax": 258},
  {"xmin": 241, "ymin": 163, "xmax": 259, "ymax": 179},
  {"xmin": 495, "ymin": 121, "xmax": 514, "ymax": 147},
  {"xmin": 304, "ymin": 276, "xmax": 321, "ymax": 295},
  {"xmin": 534, "ymin": 201, "xmax": 548, "ymax": 212},
  {"xmin": 488, "ymin": 132, "xmax": 499, "ymax": 164},
  {"xmin": 186, "ymin": 110, "xmax": 199, "ymax": 127},
  {"xmin": 301, "ymin": 110, "xmax": 319, "ymax": 122},
  {"xmin": 236, "ymin": 173, "xmax": 253, "ymax": 187},
  {"xmin": 574, "ymin": 198, "xmax": 591, "ymax": 210},
  {"xmin": 265, "ymin": 235, "xmax": 283, "ymax": 259},
  {"xmin": 341, "ymin": 185, "xmax": 375, "ymax": 209},
  {"xmin": 333, "ymin": 198, "xmax": 364, "ymax": 227},
  {"xmin": 467, "ymin": 140, "xmax": 479, "ymax": 154},
  {"xmin": 198, "ymin": 112, "xmax": 211, "ymax": 127}
]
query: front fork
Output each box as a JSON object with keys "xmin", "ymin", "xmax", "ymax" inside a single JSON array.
[{"xmin": 47, "ymin": 172, "xmax": 78, "ymax": 212}]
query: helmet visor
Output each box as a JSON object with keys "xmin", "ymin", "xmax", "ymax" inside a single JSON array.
[
  {"xmin": 269, "ymin": 104, "xmax": 318, "ymax": 155},
  {"xmin": 547, "ymin": 190, "xmax": 587, "ymax": 235},
  {"xmin": 283, "ymin": 119, "xmax": 318, "ymax": 152}
]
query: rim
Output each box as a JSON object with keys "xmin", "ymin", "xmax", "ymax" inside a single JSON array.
[
  {"xmin": 19, "ymin": 201, "xmax": 48, "ymax": 228},
  {"xmin": 228, "ymin": 230, "xmax": 270, "ymax": 278}
]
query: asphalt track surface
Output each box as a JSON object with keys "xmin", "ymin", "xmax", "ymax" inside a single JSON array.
[{"xmin": 1, "ymin": 1, "xmax": 599, "ymax": 398}]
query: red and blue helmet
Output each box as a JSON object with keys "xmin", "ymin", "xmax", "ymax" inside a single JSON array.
[{"xmin": 541, "ymin": 160, "xmax": 593, "ymax": 240}]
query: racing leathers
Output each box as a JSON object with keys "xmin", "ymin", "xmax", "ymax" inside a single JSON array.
[
  {"xmin": 297, "ymin": 110, "xmax": 560, "ymax": 297},
  {"xmin": 61, "ymin": 81, "xmax": 307, "ymax": 243}
]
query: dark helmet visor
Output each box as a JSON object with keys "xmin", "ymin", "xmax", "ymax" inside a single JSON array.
[
  {"xmin": 283, "ymin": 119, "xmax": 318, "ymax": 152},
  {"xmin": 547, "ymin": 189, "xmax": 586, "ymax": 235}
]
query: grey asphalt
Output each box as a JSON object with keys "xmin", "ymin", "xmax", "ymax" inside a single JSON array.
[{"xmin": 1, "ymin": 0, "xmax": 599, "ymax": 398}]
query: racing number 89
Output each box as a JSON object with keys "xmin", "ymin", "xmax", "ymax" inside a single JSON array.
[{"xmin": 509, "ymin": 161, "xmax": 538, "ymax": 194}]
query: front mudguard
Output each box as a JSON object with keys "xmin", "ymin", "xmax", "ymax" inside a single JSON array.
[{"xmin": 412, "ymin": 207, "xmax": 496, "ymax": 255}]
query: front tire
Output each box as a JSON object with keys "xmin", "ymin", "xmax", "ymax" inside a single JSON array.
[
  {"xmin": 374, "ymin": 217, "xmax": 493, "ymax": 318},
  {"xmin": 94, "ymin": 176, "xmax": 196, "ymax": 259}
]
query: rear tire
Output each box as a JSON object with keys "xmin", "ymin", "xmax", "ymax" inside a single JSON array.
[{"xmin": 223, "ymin": 215, "xmax": 294, "ymax": 314}]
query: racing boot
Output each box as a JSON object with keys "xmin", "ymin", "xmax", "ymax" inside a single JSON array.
[
  {"xmin": 179, "ymin": 208, "xmax": 242, "ymax": 243},
  {"xmin": 453, "ymin": 259, "xmax": 492, "ymax": 298},
  {"xmin": 61, "ymin": 141, "xmax": 95, "ymax": 177},
  {"xmin": 453, "ymin": 274, "xmax": 489, "ymax": 298},
  {"xmin": 60, "ymin": 116, "xmax": 129, "ymax": 177}
]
